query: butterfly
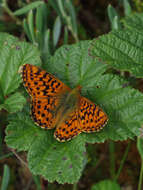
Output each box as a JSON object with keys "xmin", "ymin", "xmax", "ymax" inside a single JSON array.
[{"xmin": 20, "ymin": 64, "xmax": 108, "ymax": 142}]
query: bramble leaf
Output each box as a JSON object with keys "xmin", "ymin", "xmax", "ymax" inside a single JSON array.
[
  {"xmin": 123, "ymin": 13, "xmax": 143, "ymax": 34},
  {"xmin": 0, "ymin": 32, "xmax": 41, "ymax": 97},
  {"xmin": 89, "ymin": 29, "xmax": 143, "ymax": 77},
  {"xmin": 84, "ymin": 74, "xmax": 143, "ymax": 143},
  {"xmin": 1, "ymin": 92, "xmax": 26, "ymax": 113},
  {"xmin": 6, "ymin": 112, "xmax": 86, "ymax": 183}
]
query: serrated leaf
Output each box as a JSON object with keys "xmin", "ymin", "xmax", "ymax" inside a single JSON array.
[
  {"xmin": 5, "ymin": 112, "xmax": 38, "ymax": 151},
  {"xmin": 48, "ymin": 40, "xmax": 108, "ymax": 88},
  {"xmin": 14, "ymin": 1, "xmax": 44, "ymax": 16},
  {"xmin": 90, "ymin": 29, "xmax": 143, "ymax": 77},
  {"xmin": 0, "ymin": 32, "xmax": 41, "ymax": 96},
  {"xmin": 1, "ymin": 92, "xmax": 26, "ymax": 113},
  {"xmin": 28, "ymin": 131, "xmax": 86, "ymax": 184},
  {"xmin": 6, "ymin": 111, "xmax": 86, "ymax": 183},
  {"xmin": 84, "ymin": 74, "xmax": 143, "ymax": 143},
  {"xmin": 91, "ymin": 180, "xmax": 121, "ymax": 190},
  {"xmin": 122, "ymin": 13, "xmax": 143, "ymax": 34}
]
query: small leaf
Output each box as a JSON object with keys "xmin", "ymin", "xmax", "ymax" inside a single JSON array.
[
  {"xmin": 1, "ymin": 165, "xmax": 10, "ymax": 190},
  {"xmin": 91, "ymin": 180, "xmax": 121, "ymax": 190},
  {"xmin": 90, "ymin": 29, "xmax": 143, "ymax": 77},
  {"xmin": 23, "ymin": 19, "xmax": 32, "ymax": 42},
  {"xmin": 64, "ymin": 0, "xmax": 78, "ymax": 35},
  {"xmin": 27, "ymin": 10, "xmax": 35, "ymax": 43},
  {"xmin": 123, "ymin": 0, "xmax": 132, "ymax": 16},
  {"xmin": 137, "ymin": 137, "xmax": 143, "ymax": 160},
  {"xmin": 107, "ymin": 4, "xmax": 121, "ymax": 30},
  {"xmin": 53, "ymin": 16, "xmax": 62, "ymax": 47},
  {"xmin": 0, "ymin": 32, "xmax": 41, "ymax": 96},
  {"xmin": 3, "ymin": 92, "xmax": 26, "ymax": 113},
  {"xmin": 14, "ymin": 1, "xmax": 44, "ymax": 16}
]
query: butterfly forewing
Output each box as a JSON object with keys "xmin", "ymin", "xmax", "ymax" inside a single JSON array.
[
  {"xmin": 20, "ymin": 64, "xmax": 70, "ymax": 129},
  {"xmin": 21, "ymin": 64, "xmax": 70, "ymax": 98}
]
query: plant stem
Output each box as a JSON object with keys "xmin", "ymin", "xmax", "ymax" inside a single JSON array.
[
  {"xmin": 138, "ymin": 159, "xmax": 143, "ymax": 190},
  {"xmin": 109, "ymin": 141, "xmax": 116, "ymax": 179},
  {"xmin": 73, "ymin": 182, "xmax": 77, "ymax": 190},
  {"xmin": 115, "ymin": 141, "xmax": 131, "ymax": 180},
  {"xmin": 2, "ymin": 0, "xmax": 22, "ymax": 25}
]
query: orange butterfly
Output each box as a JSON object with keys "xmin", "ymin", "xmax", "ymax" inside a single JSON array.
[{"xmin": 20, "ymin": 64, "xmax": 108, "ymax": 142}]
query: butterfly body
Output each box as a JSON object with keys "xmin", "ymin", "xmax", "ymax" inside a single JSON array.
[
  {"xmin": 51, "ymin": 87, "xmax": 80, "ymax": 130},
  {"xmin": 20, "ymin": 64, "xmax": 108, "ymax": 142}
]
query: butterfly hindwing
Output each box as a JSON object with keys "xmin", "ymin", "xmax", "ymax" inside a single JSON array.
[
  {"xmin": 54, "ymin": 109, "xmax": 82, "ymax": 142},
  {"xmin": 79, "ymin": 97, "xmax": 108, "ymax": 133}
]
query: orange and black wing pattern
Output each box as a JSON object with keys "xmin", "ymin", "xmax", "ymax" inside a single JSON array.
[{"xmin": 20, "ymin": 64, "xmax": 70, "ymax": 129}]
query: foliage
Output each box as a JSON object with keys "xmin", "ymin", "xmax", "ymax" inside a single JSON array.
[
  {"xmin": 91, "ymin": 180, "xmax": 121, "ymax": 190},
  {"xmin": 1, "ymin": 30, "xmax": 143, "ymax": 183},
  {"xmin": 0, "ymin": 0, "xmax": 143, "ymax": 189}
]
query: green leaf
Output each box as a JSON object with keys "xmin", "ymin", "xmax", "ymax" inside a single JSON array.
[
  {"xmin": 85, "ymin": 73, "xmax": 143, "ymax": 143},
  {"xmin": 14, "ymin": 1, "xmax": 44, "ymax": 16},
  {"xmin": 90, "ymin": 29, "xmax": 143, "ymax": 77},
  {"xmin": 123, "ymin": 0, "xmax": 132, "ymax": 16},
  {"xmin": 48, "ymin": 40, "xmax": 108, "ymax": 88},
  {"xmin": 2, "ymin": 92, "xmax": 26, "ymax": 113},
  {"xmin": 107, "ymin": 4, "xmax": 121, "ymax": 30},
  {"xmin": 23, "ymin": 19, "xmax": 32, "ymax": 42},
  {"xmin": 5, "ymin": 112, "xmax": 38, "ymax": 151},
  {"xmin": 1, "ymin": 164, "xmax": 10, "ymax": 190},
  {"xmin": 0, "ymin": 32, "xmax": 41, "ymax": 96},
  {"xmin": 122, "ymin": 13, "xmax": 143, "ymax": 34},
  {"xmin": 27, "ymin": 10, "xmax": 35, "ymax": 43},
  {"xmin": 6, "ymin": 112, "xmax": 86, "ymax": 184},
  {"xmin": 28, "ymin": 130, "xmax": 86, "ymax": 184},
  {"xmin": 64, "ymin": 0, "xmax": 78, "ymax": 35},
  {"xmin": 53, "ymin": 16, "xmax": 62, "ymax": 47},
  {"xmin": 91, "ymin": 180, "xmax": 121, "ymax": 190},
  {"xmin": 137, "ymin": 137, "xmax": 143, "ymax": 160}
]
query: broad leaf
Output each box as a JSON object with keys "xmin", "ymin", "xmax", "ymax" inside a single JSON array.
[
  {"xmin": 0, "ymin": 32, "xmax": 41, "ymax": 97},
  {"xmin": 123, "ymin": 13, "xmax": 143, "ymax": 34},
  {"xmin": 84, "ymin": 74, "xmax": 143, "ymax": 143},
  {"xmin": 1, "ymin": 92, "xmax": 26, "ymax": 113},
  {"xmin": 28, "ymin": 130, "xmax": 86, "ymax": 184},
  {"xmin": 5, "ymin": 112, "xmax": 38, "ymax": 151},
  {"xmin": 6, "ymin": 111, "xmax": 86, "ymax": 183},
  {"xmin": 89, "ymin": 29, "xmax": 143, "ymax": 77}
]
